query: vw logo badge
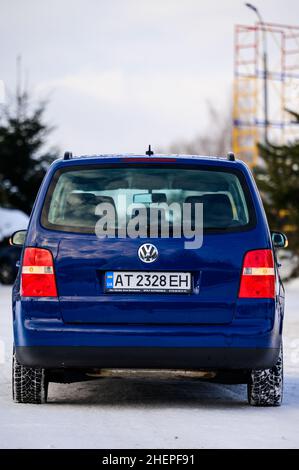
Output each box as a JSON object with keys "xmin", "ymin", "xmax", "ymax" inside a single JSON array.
[{"xmin": 138, "ymin": 243, "xmax": 158, "ymax": 263}]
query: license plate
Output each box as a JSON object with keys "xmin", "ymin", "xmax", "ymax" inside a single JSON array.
[{"xmin": 105, "ymin": 271, "xmax": 192, "ymax": 293}]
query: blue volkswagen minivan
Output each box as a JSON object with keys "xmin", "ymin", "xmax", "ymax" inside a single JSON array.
[{"xmin": 11, "ymin": 152, "xmax": 288, "ymax": 405}]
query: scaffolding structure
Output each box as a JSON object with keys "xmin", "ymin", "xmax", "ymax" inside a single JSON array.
[{"xmin": 233, "ymin": 22, "xmax": 299, "ymax": 166}]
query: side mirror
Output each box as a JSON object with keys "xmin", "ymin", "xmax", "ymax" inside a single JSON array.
[
  {"xmin": 9, "ymin": 230, "xmax": 27, "ymax": 247},
  {"xmin": 271, "ymin": 231, "xmax": 288, "ymax": 249}
]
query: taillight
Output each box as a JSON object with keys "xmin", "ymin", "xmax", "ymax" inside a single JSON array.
[
  {"xmin": 21, "ymin": 247, "xmax": 58, "ymax": 297},
  {"xmin": 238, "ymin": 249, "xmax": 275, "ymax": 299}
]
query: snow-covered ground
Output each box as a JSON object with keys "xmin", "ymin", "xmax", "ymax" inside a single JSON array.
[
  {"xmin": 0, "ymin": 207, "xmax": 29, "ymax": 242},
  {"xmin": 0, "ymin": 281, "xmax": 299, "ymax": 449}
]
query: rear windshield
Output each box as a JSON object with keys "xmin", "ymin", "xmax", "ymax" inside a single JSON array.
[{"xmin": 41, "ymin": 165, "xmax": 255, "ymax": 234}]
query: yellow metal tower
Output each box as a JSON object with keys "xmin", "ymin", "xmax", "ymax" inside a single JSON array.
[{"xmin": 233, "ymin": 22, "xmax": 299, "ymax": 167}]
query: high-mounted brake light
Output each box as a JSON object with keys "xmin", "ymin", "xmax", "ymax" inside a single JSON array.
[
  {"xmin": 21, "ymin": 248, "xmax": 57, "ymax": 297},
  {"xmin": 238, "ymin": 249, "xmax": 275, "ymax": 299}
]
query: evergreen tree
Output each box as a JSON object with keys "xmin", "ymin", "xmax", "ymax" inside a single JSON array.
[
  {"xmin": 254, "ymin": 112, "xmax": 299, "ymax": 278},
  {"xmin": 0, "ymin": 91, "xmax": 58, "ymax": 215}
]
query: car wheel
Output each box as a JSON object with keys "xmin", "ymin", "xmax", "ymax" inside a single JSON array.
[
  {"xmin": 0, "ymin": 261, "xmax": 15, "ymax": 285},
  {"xmin": 12, "ymin": 352, "xmax": 48, "ymax": 404},
  {"xmin": 247, "ymin": 344, "xmax": 283, "ymax": 407}
]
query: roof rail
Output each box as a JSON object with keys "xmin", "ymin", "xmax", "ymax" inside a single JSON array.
[
  {"xmin": 64, "ymin": 151, "xmax": 73, "ymax": 160},
  {"xmin": 227, "ymin": 152, "xmax": 235, "ymax": 161}
]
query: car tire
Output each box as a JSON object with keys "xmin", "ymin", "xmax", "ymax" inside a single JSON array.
[
  {"xmin": 247, "ymin": 344, "xmax": 283, "ymax": 407},
  {"xmin": 12, "ymin": 352, "xmax": 48, "ymax": 404},
  {"xmin": 0, "ymin": 261, "xmax": 15, "ymax": 285}
]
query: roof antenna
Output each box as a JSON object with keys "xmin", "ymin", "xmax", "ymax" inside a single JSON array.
[{"xmin": 145, "ymin": 145, "xmax": 154, "ymax": 156}]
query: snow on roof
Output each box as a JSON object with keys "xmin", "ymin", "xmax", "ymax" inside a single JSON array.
[{"xmin": 0, "ymin": 207, "xmax": 29, "ymax": 242}]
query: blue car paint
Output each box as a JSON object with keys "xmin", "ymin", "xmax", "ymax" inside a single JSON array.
[{"xmin": 12, "ymin": 155, "xmax": 284, "ymax": 369}]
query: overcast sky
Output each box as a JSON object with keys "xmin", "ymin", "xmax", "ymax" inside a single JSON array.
[{"xmin": 1, "ymin": 0, "xmax": 299, "ymax": 155}]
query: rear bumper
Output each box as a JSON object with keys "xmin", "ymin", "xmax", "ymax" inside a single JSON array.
[
  {"xmin": 13, "ymin": 296, "xmax": 283, "ymax": 370},
  {"xmin": 15, "ymin": 346, "xmax": 280, "ymax": 370}
]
